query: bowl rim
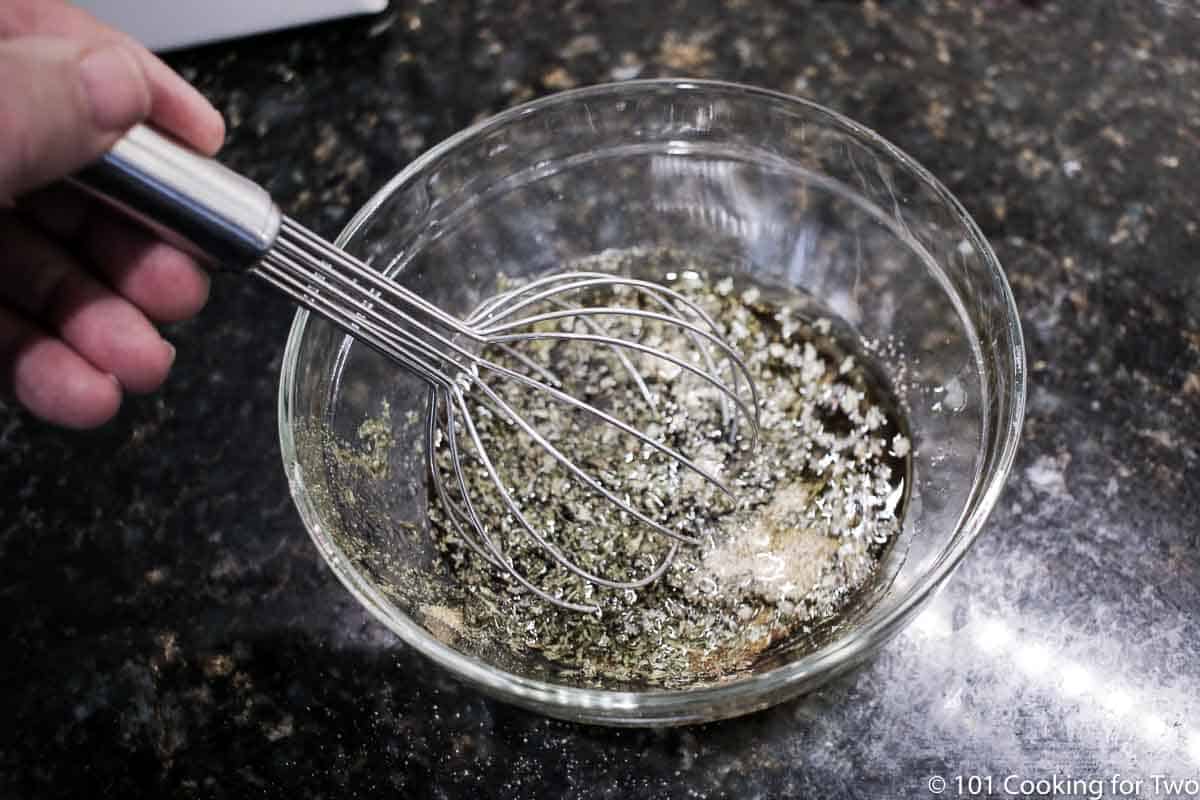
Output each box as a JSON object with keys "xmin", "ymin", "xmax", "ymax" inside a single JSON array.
[{"xmin": 278, "ymin": 78, "xmax": 1027, "ymax": 725}]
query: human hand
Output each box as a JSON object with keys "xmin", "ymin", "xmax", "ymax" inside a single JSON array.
[{"xmin": 1, "ymin": 0, "xmax": 225, "ymax": 428}]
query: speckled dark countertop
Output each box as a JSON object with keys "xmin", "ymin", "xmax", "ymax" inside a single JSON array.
[{"xmin": 3, "ymin": 1, "xmax": 1199, "ymax": 797}]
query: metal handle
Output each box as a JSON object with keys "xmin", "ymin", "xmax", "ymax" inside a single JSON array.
[{"xmin": 71, "ymin": 125, "xmax": 281, "ymax": 270}]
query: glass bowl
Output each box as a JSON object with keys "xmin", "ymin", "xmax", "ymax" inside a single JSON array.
[{"xmin": 278, "ymin": 79, "xmax": 1026, "ymax": 726}]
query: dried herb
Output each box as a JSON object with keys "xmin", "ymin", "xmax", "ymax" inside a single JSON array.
[{"xmin": 418, "ymin": 253, "xmax": 910, "ymax": 689}]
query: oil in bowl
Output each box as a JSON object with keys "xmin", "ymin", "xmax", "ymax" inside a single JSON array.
[
  {"xmin": 279, "ymin": 80, "xmax": 1024, "ymax": 725},
  {"xmin": 420, "ymin": 249, "xmax": 911, "ymax": 689}
]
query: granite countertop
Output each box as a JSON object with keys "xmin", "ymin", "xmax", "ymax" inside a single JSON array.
[{"xmin": 3, "ymin": 1, "xmax": 1199, "ymax": 797}]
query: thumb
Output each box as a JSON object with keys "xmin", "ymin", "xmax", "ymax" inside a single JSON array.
[{"xmin": 0, "ymin": 37, "xmax": 151, "ymax": 203}]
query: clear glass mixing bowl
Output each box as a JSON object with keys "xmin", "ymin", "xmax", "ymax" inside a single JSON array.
[{"xmin": 278, "ymin": 80, "xmax": 1026, "ymax": 726}]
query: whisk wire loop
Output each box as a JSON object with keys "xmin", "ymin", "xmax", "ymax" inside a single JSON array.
[{"xmin": 259, "ymin": 216, "xmax": 759, "ymax": 612}]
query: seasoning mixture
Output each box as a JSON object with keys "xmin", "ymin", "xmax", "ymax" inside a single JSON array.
[{"xmin": 417, "ymin": 252, "xmax": 910, "ymax": 688}]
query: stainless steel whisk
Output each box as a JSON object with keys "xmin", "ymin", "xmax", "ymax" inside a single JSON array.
[{"xmin": 77, "ymin": 125, "xmax": 760, "ymax": 613}]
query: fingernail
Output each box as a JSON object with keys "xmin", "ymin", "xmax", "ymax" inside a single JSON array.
[
  {"xmin": 166, "ymin": 342, "xmax": 177, "ymax": 367},
  {"xmin": 79, "ymin": 45, "xmax": 148, "ymax": 130}
]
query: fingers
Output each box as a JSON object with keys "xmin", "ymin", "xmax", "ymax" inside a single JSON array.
[
  {"xmin": 0, "ymin": 36, "xmax": 151, "ymax": 202},
  {"xmin": 0, "ymin": 306, "xmax": 121, "ymax": 429},
  {"xmin": 136, "ymin": 49, "xmax": 225, "ymax": 155},
  {"xmin": 0, "ymin": 0, "xmax": 222, "ymax": 428},
  {"xmin": 19, "ymin": 186, "xmax": 212, "ymax": 322},
  {"xmin": 0, "ymin": 215, "xmax": 175, "ymax": 395},
  {"xmin": 14, "ymin": 184, "xmax": 91, "ymax": 240},
  {"xmin": 0, "ymin": 0, "xmax": 224, "ymax": 156},
  {"xmin": 84, "ymin": 216, "xmax": 211, "ymax": 323}
]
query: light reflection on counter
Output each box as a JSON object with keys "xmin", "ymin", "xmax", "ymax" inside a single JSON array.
[{"xmin": 904, "ymin": 599, "xmax": 1200, "ymax": 766}]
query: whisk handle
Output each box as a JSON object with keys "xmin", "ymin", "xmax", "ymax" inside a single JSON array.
[{"xmin": 71, "ymin": 124, "xmax": 281, "ymax": 270}]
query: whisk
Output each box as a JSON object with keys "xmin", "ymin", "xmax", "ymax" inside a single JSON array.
[{"xmin": 76, "ymin": 125, "xmax": 760, "ymax": 612}]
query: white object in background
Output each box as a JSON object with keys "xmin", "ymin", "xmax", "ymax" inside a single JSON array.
[{"xmin": 74, "ymin": 0, "xmax": 389, "ymax": 52}]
